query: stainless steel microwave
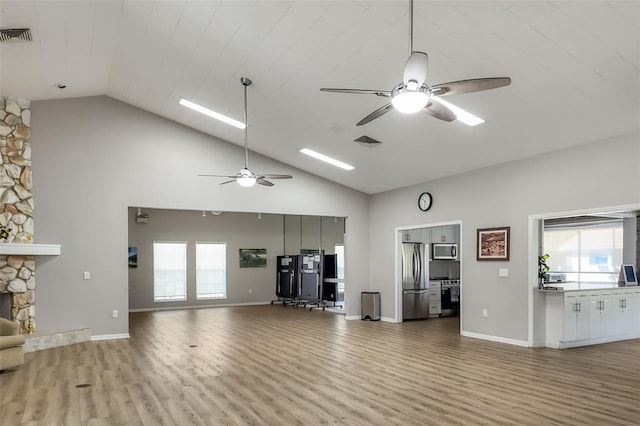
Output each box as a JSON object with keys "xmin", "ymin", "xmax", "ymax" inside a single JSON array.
[{"xmin": 433, "ymin": 243, "xmax": 457, "ymax": 260}]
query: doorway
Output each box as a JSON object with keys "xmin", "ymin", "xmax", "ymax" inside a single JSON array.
[{"xmin": 395, "ymin": 220, "xmax": 463, "ymax": 333}]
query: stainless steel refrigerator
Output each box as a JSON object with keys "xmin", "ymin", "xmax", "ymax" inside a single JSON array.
[{"xmin": 402, "ymin": 242, "xmax": 429, "ymax": 320}]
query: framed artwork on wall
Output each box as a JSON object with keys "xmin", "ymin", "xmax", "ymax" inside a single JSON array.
[
  {"xmin": 477, "ymin": 227, "xmax": 510, "ymax": 261},
  {"xmin": 239, "ymin": 248, "xmax": 267, "ymax": 268},
  {"xmin": 128, "ymin": 247, "xmax": 138, "ymax": 268}
]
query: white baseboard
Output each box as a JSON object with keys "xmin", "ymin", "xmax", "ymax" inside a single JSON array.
[
  {"xmin": 129, "ymin": 301, "xmax": 271, "ymax": 313},
  {"xmin": 462, "ymin": 330, "xmax": 529, "ymax": 347},
  {"xmin": 345, "ymin": 315, "xmax": 361, "ymax": 320},
  {"xmin": 91, "ymin": 333, "xmax": 130, "ymax": 341},
  {"xmin": 381, "ymin": 316, "xmax": 397, "ymax": 323},
  {"xmin": 555, "ymin": 332, "xmax": 640, "ymax": 349}
]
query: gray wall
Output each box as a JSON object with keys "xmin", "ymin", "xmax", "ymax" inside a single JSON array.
[
  {"xmin": 31, "ymin": 96, "xmax": 369, "ymax": 336},
  {"xmin": 369, "ymin": 134, "xmax": 640, "ymax": 342}
]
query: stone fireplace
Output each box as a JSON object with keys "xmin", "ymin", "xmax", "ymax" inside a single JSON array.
[{"xmin": 0, "ymin": 97, "xmax": 35, "ymax": 334}]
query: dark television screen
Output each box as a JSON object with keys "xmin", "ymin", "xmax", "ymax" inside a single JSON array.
[{"xmin": 623, "ymin": 265, "xmax": 637, "ymax": 284}]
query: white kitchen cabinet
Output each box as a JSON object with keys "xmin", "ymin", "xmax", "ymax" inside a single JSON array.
[
  {"xmin": 562, "ymin": 292, "xmax": 590, "ymax": 342},
  {"xmin": 587, "ymin": 291, "xmax": 612, "ymax": 339},
  {"xmin": 612, "ymin": 288, "xmax": 640, "ymax": 335},
  {"xmin": 545, "ymin": 287, "xmax": 640, "ymax": 349}
]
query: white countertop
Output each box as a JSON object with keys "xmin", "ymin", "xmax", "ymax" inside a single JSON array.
[{"xmin": 539, "ymin": 282, "xmax": 636, "ymax": 292}]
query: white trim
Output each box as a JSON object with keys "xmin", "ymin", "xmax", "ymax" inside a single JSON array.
[
  {"xmin": 91, "ymin": 333, "xmax": 130, "ymax": 341},
  {"xmin": 554, "ymin": 333, "xmax": 640, "ymax": 349},
  {"xmin": 461, "ymin": 330, "xmax": 530, "ymax": 347},
  {"xmin": 129, "ymin": 301, "xmax": 271, "ymax": 313},
  {"xmin": 345, "ymin": 315, "xmax": 362, "ymax": 320},
  {"xmin": 380, "ymin": 316, "xmax": 397, "ymax": 323}
]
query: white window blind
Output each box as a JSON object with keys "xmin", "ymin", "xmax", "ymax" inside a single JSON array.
[
  {"xmin": 153, "ymin": 242, "xmax": 187, "ymax": 302},
  {"xmin": 544, "ymin": 223, "xmax": 623, "ymax": 283},
  {"xmin": 196, "ymin": 242, "xmax": 227, "ymax": 299}
]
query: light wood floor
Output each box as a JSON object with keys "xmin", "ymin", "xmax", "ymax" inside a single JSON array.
[{"xmin": 1, "ymin": 305, "xmax": 639, "ymax": 425}]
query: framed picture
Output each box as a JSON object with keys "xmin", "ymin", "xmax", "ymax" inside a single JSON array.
[
  {"xmin": 239, "ymin": 248, "xmax": 267, "ymax": 268},
  {"xmin": 128, "ymin": 247, "xmax": 138, "ymax": 268},
  {"xmin": 477, "ymin": 227, "xmax": 510, "ymax": 261}
]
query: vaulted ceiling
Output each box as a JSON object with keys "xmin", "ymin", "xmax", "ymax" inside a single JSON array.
[{"xmin": 1, "ymin": 1, "xmax": 638, "ymax": 194}]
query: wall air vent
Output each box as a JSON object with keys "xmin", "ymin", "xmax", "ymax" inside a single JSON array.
[
  {"xmin": 354, "ymin": 135, "xmax": 382, "ymax": 148},
  {"xmin": 0, "ymin": 28, "xmax": 32, "ymax": 42}
]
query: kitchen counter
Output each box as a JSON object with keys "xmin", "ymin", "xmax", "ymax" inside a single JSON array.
[{"xmin": 538, "ymin": 282, "xmax": 630, "ymax": 292}]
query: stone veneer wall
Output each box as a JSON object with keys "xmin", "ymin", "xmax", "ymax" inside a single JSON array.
[{"xmin": 0, "ymin": 97, "xmax": 35, "ymax": 334}]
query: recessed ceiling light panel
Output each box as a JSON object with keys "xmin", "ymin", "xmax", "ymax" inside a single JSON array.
[
  {"xmin": 300, "ymin": 148, "xmax": 354, "ymax": 171},
  {"xmin": 179, "ymin": 98, "xmax": 245, "ymax": 129}
]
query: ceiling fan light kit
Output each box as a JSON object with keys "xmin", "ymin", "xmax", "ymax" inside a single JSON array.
[
  {"xmin": 198, "ymin": 78, "xmax": 293, "ymax": 187},
  {"xmin": 391, "ymin": 84, "xmax": 430, "ymax": 114}
]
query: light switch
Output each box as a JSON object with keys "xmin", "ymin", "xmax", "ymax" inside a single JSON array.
[
  {"xmin": 499, "ymin": 268, "xmax": 509, "ymax": 277},
  {"xmin": 83, "ymin": 271, "xmax": 91, "ymax": 280}
]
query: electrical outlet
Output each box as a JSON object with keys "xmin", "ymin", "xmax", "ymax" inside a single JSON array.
[
  {"xmin": 499, "ymin": 268, "xmax": 509, "ymax": 277},
  {"xmin": 112, "ymin": 310, "xmax": 118, "ymax": 318},
  {"xmin": 83, "ymin": 271, "xmax": 91, "ymax": 280},
  {"xmin": 482, "ymin": 309, "xmax": 488, "ymax": 318},
  {"xmin": 248, "ymin": 289, "xmax": 252, "ymax": 294}
]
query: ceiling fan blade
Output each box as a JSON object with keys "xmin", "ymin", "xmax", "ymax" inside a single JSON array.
[
  {"xmin": 403, "ymin": 51, "xmax": 428, "ymax": 86},
  {"xmin": 431, "ymin": 77, "xmax": 511, "ymax": 97},
  {"xmin": 257, "ymin": 179, "xmax": 274, "ymax": 187},
  {"xmin": 320, "ymin": 88, "xmax": 391, "ymax": 98},
  {"xmin": 356, "ymin": 103, "xmax": 394, "ymax": 126},
  {"xmin": 219, "ymin": 180, "xmax": 237, "ymax": 185},
  {"xmin": 260, "ymin": 174, "xmax": 292, "ymax": 179},
  {"xmin": 199, "ymin": 174, "xmax": 236, "ymax": 178},
  {"xmin": 424, "ymin": 101, "xmax": 456, "ymax": 122}
]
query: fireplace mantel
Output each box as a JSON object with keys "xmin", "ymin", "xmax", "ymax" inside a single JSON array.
[{"xmin": 0, "ymin": 243, "xmax": 61, "ymax": 256}]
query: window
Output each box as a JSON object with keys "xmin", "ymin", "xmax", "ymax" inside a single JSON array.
[
  {"xmin": 196, "ymin": 242, "xmax": 227, "ymax": 299},
  {"xmin": 334, "ymin": 244, "xmax": 345, "ymax": 280},
  {"xmin": 153, "ymin": 242, "xmax": 187, "ymax": 302},
  {"xmin": 544, "ymin": 222, "xmax": 623, "ymax": 283}
]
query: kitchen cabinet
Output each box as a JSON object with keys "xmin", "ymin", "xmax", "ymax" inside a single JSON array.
[
  {"xmin": 545, "ymin": 287, "xmax": 640, "ymax": 349},
  {"xmin": 611, "ymin": 289, "xmax": 640, "ymax": 335},
  {"xmin": 587, "ymin": 291, "xmax": 612, "ymax": 339},
  {"xmin": 403, "ymin": 229, "xmax": 423, "ymax": 243},
  {"xmin": 428, "ymin": 282, "xmax": 441, "ymax": 316},
  {"xmin": 562, "ymin": 292, "xmax": 590, "ymax": 342},
  {"xmin": 430, "ymin": 225, "xmax": 459, "ymax": 244}
]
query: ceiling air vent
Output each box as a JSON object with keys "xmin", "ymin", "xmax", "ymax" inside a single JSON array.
[
  {"xmin": 354, "ymin": 135, "xmax": 382, "ymax": 148},
  {"xmin": 0, "ymin": 28, "xmax": 32, "ymax": 43}
]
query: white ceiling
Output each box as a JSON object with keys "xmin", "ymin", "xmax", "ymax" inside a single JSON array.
[{"xmin": 1, "ymin": 1, "xmax": 638, "ymax": 194}]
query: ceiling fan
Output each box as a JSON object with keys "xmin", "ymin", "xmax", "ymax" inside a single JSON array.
[
  {"xmin": 199, "ymin": 77, "xmax": 292, "ymax": 187},
  {"xmin": 320, "ymin": 0, "xmax": 511, "ymax": 126}
]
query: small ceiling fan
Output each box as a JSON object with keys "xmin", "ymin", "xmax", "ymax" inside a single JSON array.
[
  {"xmin": 199, "ymin": 77, "xmax": 292, "ymax": 187},
  {"xmin": 320, "ymin": 0, "xmax": 511, "ymax": 126}
]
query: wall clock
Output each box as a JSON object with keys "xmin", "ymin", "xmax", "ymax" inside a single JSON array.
[{"xmin": 418, "ymin": 192, "xmax": 433, "ymax": 211}]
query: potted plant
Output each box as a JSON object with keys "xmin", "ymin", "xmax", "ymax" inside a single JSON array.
[{"xmin": 538, "ymin": 253, "xmax": 550, "ymax": 289}]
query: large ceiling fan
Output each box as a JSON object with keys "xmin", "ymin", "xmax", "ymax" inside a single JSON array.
[
  {"xmin": 199, "ymin": 77, "xmax": 292, "ymax": 187},
  {"xmin": 320, "ymin": 0, "xmax": 511, "ymax": 126}
]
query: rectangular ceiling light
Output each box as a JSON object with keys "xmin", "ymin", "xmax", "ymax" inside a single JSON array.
[
  {"xmin": 179, "ymin": 98, "xmax": 245, "ymax": 129},
  {"xmin": 432, "ymin": 97, "xmax": 485, "ymax": 126},
  {"xmin": 300, "ymin": 148, "xmax": 354, "ymax": 171}
]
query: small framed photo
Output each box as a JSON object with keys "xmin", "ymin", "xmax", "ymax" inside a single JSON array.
[{"xmin": 477, "ymin": 227, "xmax": 510, "ymax": 261}]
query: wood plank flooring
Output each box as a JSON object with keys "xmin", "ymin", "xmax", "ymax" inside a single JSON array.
[{"xmin": 1, "ymin": 305, "xmax": 639, "ymax": 425}]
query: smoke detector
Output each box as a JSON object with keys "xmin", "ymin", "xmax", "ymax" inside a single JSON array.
[{"xmin": 0, "ymin": 28, "xmax": 32, "ymax": 43}]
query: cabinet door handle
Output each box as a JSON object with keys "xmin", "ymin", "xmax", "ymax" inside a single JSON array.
[{"xmin": 574, "ymin": 302, "xmax": 580, "ymax": 312}]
